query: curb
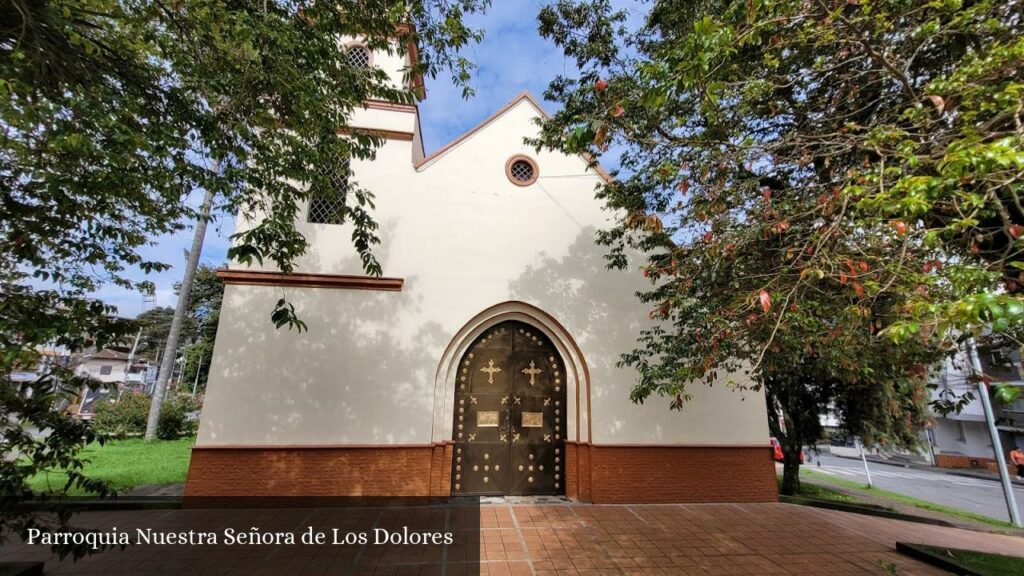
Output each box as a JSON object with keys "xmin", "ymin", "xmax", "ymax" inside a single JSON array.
[
  {"xmin": 828, "ymin": 454, "xmax": 926, "ymax": 470},
  {"xmin": 779, "ymin": 495, "xmax": 956, "ymax": 527},
  {"xmin": 946, "ymin": 470, "xmax": 1024, "ymax": 487},
  {"xmin": 13, "ymin": 498, "xmax": 182, "ymax": 512}
]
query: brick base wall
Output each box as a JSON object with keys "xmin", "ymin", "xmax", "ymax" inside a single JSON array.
[
  {"xmin": 184, "ymin": 444, "xmax": 453, "ymax": 498},
  {"xmin": 934, "ymin": 453, "xmax": 996, "ymax": 469},
  {"xmin": 566, "ymin": 443, "xmax": 778, "ymax": 503},
  {"xmin": 184, "ymin": 442, "xmax": 776, "ymax": 503}
]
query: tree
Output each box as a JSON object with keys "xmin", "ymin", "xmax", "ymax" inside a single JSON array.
[
  {"xmin": 136, "ymin": 307, "xmax": 180, "ymax": 360},
  {"xmin": 2, "ymin": 0, "xmax": 488, "ymax": 555},
  {"xmin": 177, "ymin": 264, "xmax": 225, "ymax": 393},
  {"xmin": 134, "ymin": 264, "xmax": 223, "ymax": 365},
  {"xmin": 530, "ymin": 0, "xmax": 988, "ymax": 493},
  {"xmin": 146, "ymin": 184, "xmax": 212, "ymax": 441},
  {"xmin": 183, "ymin": 265, "xmax": 225, "ymax": 344}
]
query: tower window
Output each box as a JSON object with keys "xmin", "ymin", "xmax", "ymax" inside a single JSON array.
[
  {"xmin": 506, "ymin": 155, "xmax": 539, "ymax": 186},
  {"xmin": 346, "ymin": 45, "xmax": 372, "ymax": 69},
  {"xmin": 308, "ymin": 158, "xmax": 350, "ymax": 225}
]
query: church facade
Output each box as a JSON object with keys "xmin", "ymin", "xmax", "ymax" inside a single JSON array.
[{"xmin": 185, "ymin": 39, "xmax": 777, "ymax": 503}]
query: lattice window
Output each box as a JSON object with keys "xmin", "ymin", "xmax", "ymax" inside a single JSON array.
[
  {"xmin": 308, "ymin": 158, "xmax": 350, "ymax": 225},
  {"xmin": 346, "ymin": 45, "xmax": 371, "ymax": 68},
  {"xmin": 509, "ymin": 160, "xmax": 535, "ymax": 183}
]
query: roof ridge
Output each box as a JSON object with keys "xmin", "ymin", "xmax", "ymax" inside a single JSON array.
[{"xmin": 413, "ymin": 90, "xmax": 611, "ymax": 183}]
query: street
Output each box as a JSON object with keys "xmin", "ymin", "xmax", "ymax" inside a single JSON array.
[{"xmin": 807, "ymin": 453, "xmax": 1024, "ymax": 523}]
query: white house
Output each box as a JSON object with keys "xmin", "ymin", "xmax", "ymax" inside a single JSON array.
[
  {"xmin": 9, "ymin": 345, "xmax": 72, "ymax": 385},
  {"xmin": 929, "ymin": 345, "xmax": 1024, "ymax": 472},
  {"xmin": 73, "ymin": 349, "xmax": 149, "ymax": 415},
  {"xmin": 74, "ymin": 349, "xmax": 134, "ymax": 384},
  {"xmin": 186, "ymin": 38, "xmax": 776, "ymax": 502}
]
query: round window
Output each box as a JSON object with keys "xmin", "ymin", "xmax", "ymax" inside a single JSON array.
[{"xmin": 505, "ymin": 156, "xmax": 539, "ymax": 186}]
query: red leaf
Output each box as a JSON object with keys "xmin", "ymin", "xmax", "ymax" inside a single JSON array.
[
  {"xmin": 923, "ymin": 261, "xmax": 933, "ymax": 273},
  {"xmin": 595, "ymin": 79, "xmax": 608, "ymax": 92},
  {"xmin": 858, "ymin": 261, "xmax": 869, "ymax": 272},
  {"xmin": 758, "ymin": 289, "xmax": 772, "ymax": 313},
  {"xmin": 853, "ymin": 282, "xmax": 865, "ymax": 298},
  {"xmin": 926, "ymin": 95, "xmax": 945, "ymax": 114},
  {"xmin": 891, "ymin": 220, "xmax": 907, "ymax": 235},
  {"xmin": 612, "ymin": 105, "xmax": 625, "ymax": 118},
  {"xmin": 1009, "ymin": 224, "xmax": 1024, "ymax": 239},
  {"xmin": 762, "ymin": 187, "xmax": 772, "ymax": 203},
  {"xmin": 678, "ymin": 180, "xmax": 690, "ymax": 194}
]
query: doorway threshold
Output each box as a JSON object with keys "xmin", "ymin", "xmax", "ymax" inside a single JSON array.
[{"xmin": 479, "ymin": 495, "xmax": 574, "ymax": 505}]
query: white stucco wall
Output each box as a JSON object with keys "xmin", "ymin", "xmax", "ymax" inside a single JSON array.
[
  {"xmin": 932, "ymin": 417, "xmax": 993, "ymax": 458},
  {"xmin": 197, "ymin": 97, "xmax": 770, "ymax": 448},
  {"xmin": 75, "ymin": 359, "xmax": 127, "ymax": 384}
]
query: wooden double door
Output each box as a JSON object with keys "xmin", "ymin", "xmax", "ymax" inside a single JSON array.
[{"xmin": 452, "ymin": 321, "xmax": 566, "ymax": 495}]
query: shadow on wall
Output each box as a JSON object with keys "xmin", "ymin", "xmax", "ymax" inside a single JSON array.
[
  {"xmin": 510, "ymin": 227, "xmax": 763, "ymax": 442},
  {"xmin": 201, "ymin": 221, "xmax": 448, "ymax": 446},
  {"xmin": 509, "ymin": 227, "xmax": 657, "ymax": 440}
]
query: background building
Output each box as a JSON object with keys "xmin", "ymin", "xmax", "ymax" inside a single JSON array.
[{"xmin": 929, "ymin": 344, "xmax": 1024, "ymax": 473}]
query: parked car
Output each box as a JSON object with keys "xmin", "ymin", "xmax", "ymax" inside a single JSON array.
[{"xmin": 770, "ymin": 437, "xmax": 805, "ymax": 463}]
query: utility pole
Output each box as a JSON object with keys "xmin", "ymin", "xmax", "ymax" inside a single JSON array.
[
  {"xmin": 859, "ymin": 441, "xmax": 874, "ymax": 489},
  {"xmin": 145, "ymin": 178, "xmax": 216, "ymax": 441},
  {"xmin": 191, "ymin": 353, "xmax": 203, "ymax": 397},
  {"xmin": 117, "ymin": 328, "xmax": 143, "ymax": 402},
  {"xmin": 967, "ymin": 338, "xmax": 1023, "ymax": 527}
]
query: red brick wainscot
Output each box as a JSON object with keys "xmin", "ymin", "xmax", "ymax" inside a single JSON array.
[
  {"xmin": 934, "ymin": 453, "xmax": 997, "ymax": 470},
  {"xmin": 564, "ymin": 443, "xmax": 779, "ymax": 503},
  {"xmin": 184, "ymin": 443, "xmax": 454, "ymax": 498}
]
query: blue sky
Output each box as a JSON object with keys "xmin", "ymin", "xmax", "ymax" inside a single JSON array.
[{"xmin": 100, "ymin": 1, "xmax": 644, "ymax": 318}]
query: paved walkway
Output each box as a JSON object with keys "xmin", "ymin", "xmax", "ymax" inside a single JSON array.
[{"xmin": 2, "ymin": 503, "xmax": 1023, "ymax": 575}]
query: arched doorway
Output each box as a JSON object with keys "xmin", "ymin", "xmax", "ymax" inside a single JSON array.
[{"xmin": 451, "ymin": 320, "xmax": 566, "ymax": 495}]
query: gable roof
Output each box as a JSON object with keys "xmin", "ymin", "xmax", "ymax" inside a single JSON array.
[{"xmin": 414, "ymin": 91, "xmax": 612, "ymax": 183}]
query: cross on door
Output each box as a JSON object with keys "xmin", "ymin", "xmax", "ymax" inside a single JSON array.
[
  {"xmin": 521, "ymin": 361, "xmax": 543, "ymax": 385},
  {"xmin": 480, "ymin": 359, "xmax": 502, "ymax": 384}
]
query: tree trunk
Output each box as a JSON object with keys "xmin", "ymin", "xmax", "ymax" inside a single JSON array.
[
  {"xmin": 144, "ymin": 183, "xmax": 215, "ymax": 441},
  {"xmin": 777, "ymin": 401, "xmax": 803, "ymax": 495},
  {"xmin": 765, "ymin": 382, "xmax": 806, "ymax": 496},
  {"xmin": 779, "ymin": 445, "xmax": 802, "ymax": 495}
]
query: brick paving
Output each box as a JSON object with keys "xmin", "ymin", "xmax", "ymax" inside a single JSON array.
[{"xmin": 2, "ymin": 502, "xmax": 1023, "ymax": 575}]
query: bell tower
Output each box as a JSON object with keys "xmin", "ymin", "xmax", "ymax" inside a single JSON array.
[{"xmin": 341, "ymin": 35, "xmax": 425, "ymax": 163}]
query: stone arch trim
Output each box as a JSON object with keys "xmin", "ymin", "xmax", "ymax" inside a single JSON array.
[{"xmin": 432, "ymin": 301, "xmax": 592, "ymax": 444}]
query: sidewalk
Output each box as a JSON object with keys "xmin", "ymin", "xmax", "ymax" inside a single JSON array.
[{"xmin": 3, "ymin": 502, "xmax": 1023, "ymax": 575}]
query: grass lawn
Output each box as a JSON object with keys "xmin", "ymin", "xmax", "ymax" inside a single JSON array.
[
  {"xmin": 29, "ymin": 437, "xmax": 194, "ymax": 495},
  {"xmin": 800, "ymin": 468, "xmax": 1018, "ymax": 529},
  {"xmin": 778, "ymin": 476, "xmax": 864, "ymax": 504},
  {"xmin": 909, "ymin": 544, "xmax": 1024, "ymax": 576}
]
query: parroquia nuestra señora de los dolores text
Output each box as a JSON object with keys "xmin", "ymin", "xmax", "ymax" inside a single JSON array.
[{"xmin": 26, "ymin": 526, "xmax": 455, "ymax": 550}]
